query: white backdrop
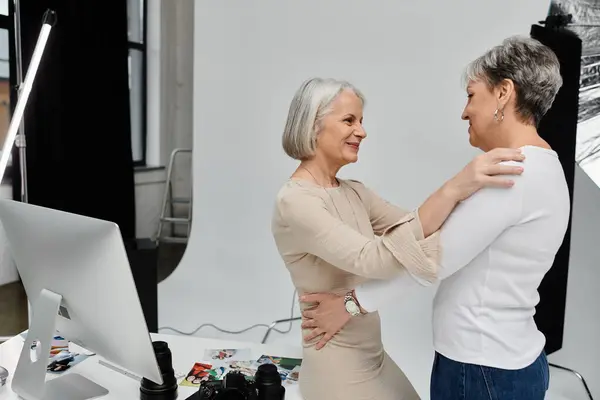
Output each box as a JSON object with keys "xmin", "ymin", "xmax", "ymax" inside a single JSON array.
[{"xmin": 158, "ymin": 1, "xmax": 551, "ymax": 397}]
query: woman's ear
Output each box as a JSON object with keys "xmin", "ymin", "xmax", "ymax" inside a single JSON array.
[{"xmin": 497, "ymin": 79, "xmax": 515, "ymax": 108}]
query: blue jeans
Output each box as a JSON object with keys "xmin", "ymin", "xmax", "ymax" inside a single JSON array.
[{"xmin": 430, "ymin": 351, "xmax": 549, "ymax": 400}]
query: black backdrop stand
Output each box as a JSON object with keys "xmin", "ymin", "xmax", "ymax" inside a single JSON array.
[
  {"xmin": 531, "ymin": 20, "xmax": 594, "ymax": 400},
  {"xmin": 8, "ymin": 1, "xmax": 157, "ymax": 333},
  {"xmin": 530, "ymin": 23, "xmax": 581, "ymax": 356}
]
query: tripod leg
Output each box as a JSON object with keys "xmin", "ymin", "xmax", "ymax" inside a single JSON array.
[{"xmin": 549, "ymin": 363, "xmax": 594, "ymax": 400}]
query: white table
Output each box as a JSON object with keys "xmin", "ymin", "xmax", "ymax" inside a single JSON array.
[{"xmin": 0, "ymin": 333, "xmax": 303, "ymax": 399}]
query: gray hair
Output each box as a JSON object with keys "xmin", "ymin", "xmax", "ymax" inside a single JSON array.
[
  {"xmin": 464, "ymin": 36, "xmax": 563, "ymax": 126},
  {"xmin": 282, "ymin": 77, "xmax": 365, "ymax": 160}
]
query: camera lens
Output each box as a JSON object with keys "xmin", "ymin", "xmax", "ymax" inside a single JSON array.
[
  {"xmin": 153, "ymin": 341, "xmax": 174, "ymax": 375},
  {"xmin": 254, "ymin": 364, "xmax": 285, "ymax": 400},
  {"xmin": 140, "ymin": 341, "xmax": 178, "ymax": 400},
  {"xmin": 255, "ymin": 364, "xmax": 280, "ymax": 385}
]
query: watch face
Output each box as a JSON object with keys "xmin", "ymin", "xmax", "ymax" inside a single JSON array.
[{"xmin": 345, "ymin": 301, "xmax": 360, "ymax": 315}]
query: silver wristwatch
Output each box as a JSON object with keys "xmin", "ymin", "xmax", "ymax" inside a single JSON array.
[
  {"xmin": 344, "ymin": 291, "xmax": 361, "ymax": 317},
  {"xmin": 0, "ymin": 366, "xmax": 8, "ymax": 387}
]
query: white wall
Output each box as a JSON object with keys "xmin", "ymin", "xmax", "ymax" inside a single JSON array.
[
  {"xmin": 145, "ymin": 0, "xmax": 163, "ymax": 168},
  {"xmin": 157, "ymin": 1, "xmax": 558, "ymax": 398},
  {"xmin": 159, "ymin": 0, "xmax": 194, "ymax": 161},
  {"xmin": 139, "ymin": 0, "xmax": 194, "ymax": 239},
  {"xmin": 147, "ymin": 0, "xmax": 194, "ymax": 169}
]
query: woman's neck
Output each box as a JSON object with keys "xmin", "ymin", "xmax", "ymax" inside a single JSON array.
[
  {"xmin": 483, "ymin": 122, "xmax": 551, "ymax": 151},
  {"xmin": 295, "ymin": 159, "xmax": 340, "ymax": 187}
]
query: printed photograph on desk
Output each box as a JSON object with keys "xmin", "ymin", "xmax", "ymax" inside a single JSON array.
[
  {"xmin": 29, "ymin": 335, "xmax": 93, "ymax": 374},
  {"xmin": 256, "ymin": 355, "xmax": 302, "ymax": 371},
  {"xmin": 256, "ymin": 355, "xmax": 302, "ymax": 382},
  {"xmin": 203, "ymin": 348, "xmax": 252, "ymax": 362},
  {"xmin": 180, "ymin": 362, "xmax": 227, "ymax": 387},
  {"xmin": 46, "ymin": 351, "xmax": 92, "ymax": 373},
  {"xmin": 226, "ymin": 360, "xmax": 258, "ymax": 378}
]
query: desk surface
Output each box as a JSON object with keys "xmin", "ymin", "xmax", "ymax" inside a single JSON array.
[{"xmin": 0, "ymin": 333, "xmax": 303, "ymax": 399}]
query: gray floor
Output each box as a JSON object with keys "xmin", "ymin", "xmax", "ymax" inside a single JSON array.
[{"xmin": 0, "ymin": 242, "xmax": 187, "ymax": 339}]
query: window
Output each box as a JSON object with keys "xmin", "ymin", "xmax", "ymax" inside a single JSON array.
[
  {"xmin": 0, "ymin": 29, "xmax": 10, "ymax": 144},
  {"xmin": 128, "ymin": 0, "xmax": 147, "ymax": 166}
]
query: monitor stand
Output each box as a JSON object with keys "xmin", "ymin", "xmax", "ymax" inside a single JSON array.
[{"xmin": 12, "ymin": 288, "xmax": 109, "ymax": 400}]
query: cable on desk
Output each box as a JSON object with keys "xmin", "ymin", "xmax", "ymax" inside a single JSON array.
[{"xmin": 158, "ymin": 289, "xmax": 299, "ymax": 338}]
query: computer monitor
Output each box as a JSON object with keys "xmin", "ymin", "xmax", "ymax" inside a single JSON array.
[{"xmin": 0, "ymin": 199, "xmax": 162, "ymax": 400}]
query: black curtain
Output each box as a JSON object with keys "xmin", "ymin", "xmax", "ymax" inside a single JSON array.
[
  {"xmin": 530, "ymin": 24, "xmax": 581, "ymax": 355},
  {"xmin": 8, "ymin": 1, "xmax": 136, "ymax": 241}
]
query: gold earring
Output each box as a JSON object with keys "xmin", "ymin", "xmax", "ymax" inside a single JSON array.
[{"xmin": 494, "ymin": 108, "xmax": 504, "ymax": 122}]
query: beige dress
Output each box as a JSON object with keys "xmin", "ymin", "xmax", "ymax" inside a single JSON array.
[{"xmin": 271, "ymin": 178, "xmax": 440, "ymax": 400}]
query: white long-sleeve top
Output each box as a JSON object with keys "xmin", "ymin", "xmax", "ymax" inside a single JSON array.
[{"xmin": 354, "ymin": 145, "xmax": 570, "ymax": 369}]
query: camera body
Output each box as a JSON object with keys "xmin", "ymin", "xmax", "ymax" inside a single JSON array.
[
  {"xmin": 197, "ymin": 364, "xmax": 285, "ymax": 400},
  {"xmin": 197, "ymin": 371, "xmax": 257, "ymax": 400}
]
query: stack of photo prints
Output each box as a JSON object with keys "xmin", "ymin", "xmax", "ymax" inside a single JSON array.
[
  {"xmin": 179, "ymin": 348, "xmax": 302, "ymax": 388},
  {"xmin": 20, "ymin": 333, "xmax": 94, "ymax": 374}
]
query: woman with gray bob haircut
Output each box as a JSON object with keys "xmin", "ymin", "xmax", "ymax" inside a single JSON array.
[
  {"xmin": 293, "ymin": 37, "xmax": 568, "ymax": 399},
  {"xmin": 281, "ymin": 79, "xmax": 367, "ymax": 160},
  {"xmin": 271, "ymin": 73, "xmax": 525, "ymax": 398}
]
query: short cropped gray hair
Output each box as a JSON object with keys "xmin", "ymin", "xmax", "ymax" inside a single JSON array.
[
  {"xmin": 464, "ymin": 36, "xmax": 563, "ymax": 126},
  {"xmin": 282, "ymin": 77, "xmax": 365, "ymax": 160}
]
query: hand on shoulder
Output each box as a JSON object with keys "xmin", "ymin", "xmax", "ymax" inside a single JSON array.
[{"xmin": 446, "ymin": 148, "xmax": 525, "ymax": 202}]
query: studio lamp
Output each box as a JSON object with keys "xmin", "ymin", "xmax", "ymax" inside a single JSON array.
[{"xmin": 0, "ymin": 9, "xmax": 57, "ymax": 186}]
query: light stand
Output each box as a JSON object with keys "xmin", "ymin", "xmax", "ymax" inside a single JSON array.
[
  {"xmin": 13, "ymin": 0, "xmax": 27, "ymax": 203},
  {"xmin": 531, "ymin": 16, "xmax": 594, "ymax": 400},
  {"xmin": 0, "ymin": 8, "xmax": 57, "ymax": 185}
]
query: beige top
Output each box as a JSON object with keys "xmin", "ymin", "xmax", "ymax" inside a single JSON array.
[{"xmin": 271, "ymin": 178, "xmax": 440, "ymax": 399}]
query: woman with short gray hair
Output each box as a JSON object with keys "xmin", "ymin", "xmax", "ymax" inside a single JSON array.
[
  {"xmin": 272, "ymin": 72, "xmax": 525, "ymax": 397},
  {"xmin": 294, "ymin": 36, "xmax": 568, "ymax": 399}
]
